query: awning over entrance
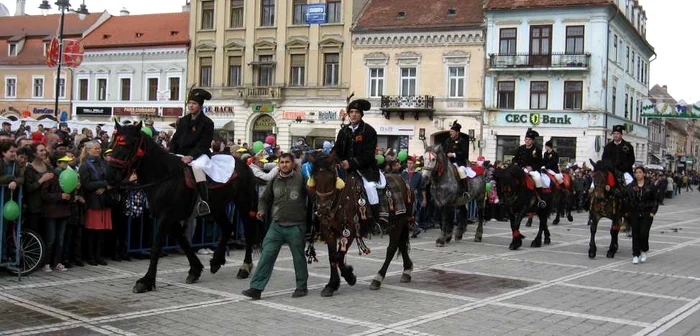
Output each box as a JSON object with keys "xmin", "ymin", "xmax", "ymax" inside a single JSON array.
[
  {"xmin": 289, "ymin": 125, "xmax": 337, "ymax": 138},
  {"xmin": 212, "ymin": 119, "xmax": 234, "ymax": 130}
]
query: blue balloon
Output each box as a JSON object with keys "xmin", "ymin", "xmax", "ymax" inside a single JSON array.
[{"xmin": 302, "ymin": 162, "xmax": 313, "ymax": 179}]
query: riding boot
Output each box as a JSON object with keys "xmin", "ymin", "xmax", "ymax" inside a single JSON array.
[
  {"xmin": 371, "ymin": 204, "xmax": 383, "ymax": 234},
  {"xmin": 195, "ymin": 182, "xmax": 211, "ymax": 216}
]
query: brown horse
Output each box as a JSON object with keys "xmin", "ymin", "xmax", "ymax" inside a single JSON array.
[
  {"xmin": 588, "ymin": 160, "xmax": 627, "ymax": 259},
  {"xmin": 308, "ymin": 152, "xmax": 413, "ymax": 296}
]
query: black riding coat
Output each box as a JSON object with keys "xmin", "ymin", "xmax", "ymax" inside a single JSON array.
[
  {"xmin": 170, "ymin": 112, "xmax": 214, "ymax": 158},
  {"xmin": 543, "ymin": 150, "xmax": 560, "ymax": 173},
  {"xmin": 443, "ymin": 135, "xmax": 469, "ymax": 166},
  {"xmin": 602, "ymin": 139, "xmax": 635, "ymax": 175},
  {"xmin": 332, "ymin": 120, "xmax": 379, "ymax": 182},
  {"xmin": 512, "ymin": 144, "xmax": 543, "ymax": 169},
  {"xmin": 626, "ymin": 180, "xmax": 659, "ymax": 215}
]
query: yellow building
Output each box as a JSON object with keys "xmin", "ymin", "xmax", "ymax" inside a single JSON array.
[
  {"xmin": 0, "ymin": 13, "xmax": 108, "ymax": 122},
  {"xmin": 187, "ymin": 0, "xmax": 369, "ymax": 149},
  {"xmin": 350, "ymin": 0, "xmax": 485, "ymax": 159}
]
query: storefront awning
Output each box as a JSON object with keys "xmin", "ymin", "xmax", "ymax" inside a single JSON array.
[
  {"xmin": 212, "ymin": 119, "xmax": 235, "ymax": 131},
  {"xmin": 289, "ymin": 125, "xmax": 337, "ymax": 138}
]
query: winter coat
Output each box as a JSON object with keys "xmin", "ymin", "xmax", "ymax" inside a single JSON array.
[
  {"xmin": 170, "ymin": 112, "xmax": 215, "ymax": 159},
  {"xmin": 332, "ymin": 120, "xmax": 379, "ymax": 182},
  {"xmin": 78, "ymin": 157, "xmax": 110, "ymax": 210},
  {"xmin": 627, "ymin": 179, "xmax": 659, "ymax": 216},
  {"xmin": 41, "ymin": 168, "xmax": 73, "ymax": 218}
]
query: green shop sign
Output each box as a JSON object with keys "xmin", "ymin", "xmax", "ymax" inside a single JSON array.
[{"xmin": 253, "ymin": 104, "xmax": 274, "ymax": 113}]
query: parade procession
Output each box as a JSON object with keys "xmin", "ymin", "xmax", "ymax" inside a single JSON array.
[{"xmin": 2, "ymin": 0, "xmax": 700, "ymax": 335}]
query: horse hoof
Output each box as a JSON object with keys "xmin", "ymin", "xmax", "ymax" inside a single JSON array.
[
  {"xmin": 435, "ymin": 237, "xmax": 446, "ymax": 247},
  {"xmin": 606, "ymin": 250, "xmax": 616, "ymax": 258},
  {"xmin": 552, "ymin": 219, "xmax": 560, "ymax": 225},
  {"xmin": 369, "ymin": 280, "xmax": 381, "ymax": 290},
  {"xmin": 209, "ymin": 258, "xmax": 225, "ymax": 274},
  {"xmin": 589, "ymin": 250, "xmax": 597, "ymax": 259},
  {"xmin": 342, "ymin": 266, "xmax": 356, "ymax": 286},
  {"xmin": 567, "ymin": 215, "xmax": 574, "ymax": 222},
  {"xmin": 133, "ymin": 281, "xmax": 154, "ymax": 294},
  {"xmin": 474, "ymin": 236, "xmax": 482, "ymax": 243},
  {"xmin": 236, "ymin": 269, "xmax": 250, "ymax": 279},
  {"xmin": 400, "ymin": 274, "xmax": 411, "ymax": 283},
  {"xmin": 544, "ymin": 237, "xmax": 551, "ymax": 245},
  {"xmin": 320, "ymin": 286, "xmax": 335, "ymax": 297},
  {"xmin": 531, "ymin": 240, "xmax": 541, "ymax": 248},
  {"xmin": 185, "ymin": 274, "xmax": 199, "ymax": 284},
  {"xmin": 455, "ymin": 235, "xmax": 463, "ymax": 242},
  {"xmin": 445, "ymin": 236, "xmax": 453, "ymax": 243}
]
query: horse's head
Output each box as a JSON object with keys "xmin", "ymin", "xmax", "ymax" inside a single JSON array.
[
  {"xmin": 106, "ymin": 120, "xmax": 146, "ymax": 185},
  {"xmin": 308, "ymin": 151, "xmax": 340, "ymax": 221},
  {"xmin": 422, "ymin": 145, "xmax": 444, "ymax": 181}
]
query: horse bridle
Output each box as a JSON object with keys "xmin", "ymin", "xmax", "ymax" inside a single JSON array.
[
  {"xmin": 422, "ymin": 151, "xmax": 444, "ymax": 177},
  {"xmin": 314, "ymin": 167, "xmax": 342, "ymax": 223},
  {"xmin": 108, "ymin": 132, "xmax": 146, "ymax": 179}
]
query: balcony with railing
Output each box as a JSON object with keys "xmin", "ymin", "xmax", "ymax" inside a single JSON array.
[
  {"xmin": 380, "ymin": 95, "xmax": 435, "ymax": 120},
  {"xmin": 237, "ymin": 86, "xmax": 283, "ymax": 105},
  {"xmin": 489, "ymin": 53, "xmax": 590, "ymax": 71}
]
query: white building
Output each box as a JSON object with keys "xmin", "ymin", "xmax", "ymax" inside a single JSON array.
[
  {"xmin": 482, "ymin": 0, "xmax": 654, "ymax": 165},
  {"xmin": 73, "ymin": 12, "xmax": 189, "ymax": 130}
]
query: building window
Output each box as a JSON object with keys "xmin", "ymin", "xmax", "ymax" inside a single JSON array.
[
  {"xmin": 200, "ymin": 57, "xmax": 212, "ymax": 87},
  {"xmin": 631, "ymin": 50, "xmax": 635, "ymax": 75},
  {"xmin": 368, "ymin": 68, "xmax": 384, "ymax": 98},
  {"xmin": 201, "ymin": 0, "xmax": 215, "ymax": 30},
  {"xmin": 258, "ymin": 55, "xmax": 274, "ymax": 86},
  {"xmin": 499, "ymin": 28, "xmax": 517, "ymax": 55},
  {"xmin": 292, "ymin": 0, "xmax": 307, "ymax": 25},
  {"xmin": 613, "ymin": 34, "xmax": 618, "ymax": 62},
  {"xmin": 147, "ymin": 78, "xmax": 158, "ymax": 101},
  {"xmin": 33, "ymin": 77, "xmax": 44, "ymax": 98},
  {"xmin": 629, "ymin": 95, "xmax": 634, "ymax": 121},
  {"xmin": 612, "ymin": 86, "xmax": 617, "ymax": 114},
  {"xmin": 79, "ymin": 78, "xmax": 88, "ymax": 100},
  {"xmin": 624, "ymin": 92, "xmax": 629, "ymax": 119},
  {"xmin": 97, "ymin": 78, "xmax": 107, "ymax": 101},
  {"xmin": 497, "ymin": 135, "xmax": 520, "ymax": 163},
  {"xmin": 228, "ymin": 56, "xmax": 242, "ymax": 86},
  {"xmin": 261, "ymin": 0, "xmax": 275, "ymax": 26},
  {"xmin": 563, "ymin": 81, "xmax": 583, "ymax": 110},
  {"xmin": 565, "ymin": 26, "xmax": 584, "ymax": 54},
  {"xmin": 447, "ymin": 66, "xmax": 465, "ymax": 98},
  {"xmin": 626, "ymin": 46, "xmax": 630, "ymax": 72},
  {"xmin": 637, "ymin": 55, "xmax": 641, "ymax": 81},
  {"xmin": 230, "ymin": 0, "xmax": 244, "ymax": 28},
  {"xmin": 497, "ymin": 81, "xmax": 515, "ymax": 109},
  {"xmin": 529, "ymin": 81, "xmax": 548, "ymax": 110},
  {"xmin": 327, "ymin": 0, "xmax": 342, "ymax": 23},
  {"xmin": 120, "ymin": 78, "xmax": 131, "ymax": 101},
  {"xmin": 5, "ymin": 78, "xmax": 16, "ymax": 98},
  {"xmin": 323, "ymin": 53, "xmax": 339, "ymax": 86},
  {"xmin": 8, "ymin": 43, "xmax": 17, "ymax": 56},
  {"xmin": 550, "ymin": 137, "xmax": 577, "ymax": 163},
  {"xmin": 169, "ymin": 77, "xmax": 180, "ymax": 101},
  {"xmin": 57, "ymin": 78, "xmax": 65, "ymax": 98},
  {"xmin": 289, "ymin": 54, "xmax": 305, "ymax": 86},
  {"xmin": 400, "ymin": 67, "xmax": 417, "ymax": 96}
]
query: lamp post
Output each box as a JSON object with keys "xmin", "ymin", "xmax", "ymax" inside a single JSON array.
[{"xmin": 39, "ymin": 0, "xmax": 89, "ymax": 120}]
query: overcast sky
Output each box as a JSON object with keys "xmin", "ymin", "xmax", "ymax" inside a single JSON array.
[{"xmin": 3, "ymin": 0, "xmax": 695, "ymax": 103}]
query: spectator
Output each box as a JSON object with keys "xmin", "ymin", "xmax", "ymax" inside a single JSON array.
[
  {"xmin": 79, "ymin": 141, "xmax": 113, "ymax": 266},
  {"xmin": 23, "ymin": 144, "xmax": 54, "ymax": 234},
  {"xmin": 402, "ymin": 156, "xmax": 427, "ymax": 238},
  {"xmin": 626, "ymin": 166, "xmax": 658, "ymax": 264},
  {"xmin": 0, "ymin": 141, "xmax": 23, "ymax": 207},
  {"xmin": 40, "ymin": 156, "xmax": 75, "ymax": 272},
  {"xmin": 57, "ymin": 122, "xmax": 70, "ymax": 140}
]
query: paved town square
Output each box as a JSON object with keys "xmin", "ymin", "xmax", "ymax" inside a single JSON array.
[{"xmin": 1, "ymin": 192, "xmax": 699, "ymax": 336}]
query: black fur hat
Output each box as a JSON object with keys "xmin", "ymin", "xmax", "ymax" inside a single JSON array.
[
  {"xmin": 612, "ymin": 124, "xmax": 625, "ymax": 134},
  {"xmin": 347, "ymin": 99, "xmax": 371, "ymax": 116},
  {"xmin": 545, "ymin": 140, "xmax": 553, "ymax": 148},
  {"xmin": 451, "ymin": 120, "xmax": 462, "ymax": 132},
  {"xmin": 187, "ymin": 88, "xmax": 212, "ymax": 106},
  {"xmin": 525, "ymin": 129, "xmax": 539, "ymax": 139}
]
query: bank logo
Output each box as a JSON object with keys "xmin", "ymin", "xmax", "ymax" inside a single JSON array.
[{"xmin": 529, "ymin": 113, "xmax": 541, "ymax": 126}]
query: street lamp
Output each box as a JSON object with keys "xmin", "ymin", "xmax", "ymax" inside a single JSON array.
[{"xmin": 38, "ymin": 0, "xmax": 89, "ymax": 120}]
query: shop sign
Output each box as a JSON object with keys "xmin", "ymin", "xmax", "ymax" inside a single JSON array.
[
  {"xmin": 114, "ymin": 107, "xmax": 158, "ymax": 116},
  {"xmin": 283, "ymin": 111, "xmax": 306, "ymax": 120},
  {"xmin": 505, "ymin": 113, "xmax": 571, "ymax": 125},
  {"xmin": 76, "ymin": 107, "xmax": 112, "ymax": 116},
  {"xmin": 253, "ymin": 114, "xmax": 276, "ymax": 131},
  {"xmin": 202, "ymin": 106, "xmax": 235, "ymax": 114},
  {"xmin": 492, "ymin": 111, "xmax": 598, "ymax": 128},
  {"xmin": 253, "ymin": 104, "xmax": 274, "ymax": 113},
  {"xmin": 376, "ymin": 125, "xmax": 415, "ymax": 136},
  {"xmin": 32, "ymin": 108, "xmax": 55, "ymax": 115},
  {"xmin": 317, "ymin": 110, "xmax": 338, "ymax": 121},
  {"xmin": 162, "ymin": 107, "xmax": 184, "ymax": 117}
]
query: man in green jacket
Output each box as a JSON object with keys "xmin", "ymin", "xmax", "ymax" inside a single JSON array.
[{"xmin": 242, "ymin": 153, "xmax": 309, "ymax": 300}]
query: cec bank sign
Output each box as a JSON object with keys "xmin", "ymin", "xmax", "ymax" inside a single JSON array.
[{"xmin": 494, "ymin": 112, "xmax": 596, "ymax": 128}]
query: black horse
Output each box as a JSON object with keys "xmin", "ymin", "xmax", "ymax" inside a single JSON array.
[
  {"xmin": 106, "ymin": 121, "xmax": 259, "ymax": 293},
  {"xmin": 588, "ymin": 160, "xmax": 628, "ymax": 259},
  {"xmin": 494, "ymin": 165, "xmax": 555, "ymax": 250}
]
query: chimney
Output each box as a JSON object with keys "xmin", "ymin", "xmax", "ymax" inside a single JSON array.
[
  {"xmin": 14, "ymin": 0, "xmax": 25, "ymax": 16},
  {"xmin": 182, "ymin": 0, "xmax": 191, "ymax": 12},
  {"xmin": 120, "ymin": 7, "xmax": 130, "ymax": 16},
  {"xmin": 662, "ymin": 85, "xmax": 668, "ymax": 92}
]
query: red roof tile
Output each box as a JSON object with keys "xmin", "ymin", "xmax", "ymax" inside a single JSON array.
[
  {"xmin": 354, "ymin": 0, "xmax": 484, "ymax": 32},
  {"xmin": 486, "ymin": 0, "xmax": 612, "ymax": 10},
  {"xmin": 82, "ymin": 13, "xmax": 189, "ymax": 49},
  {"xmin": 0, "ymin": 39, "xmax": 47, "ymax": 65},
  {"xmin": 0, "ymin": 12, "xmax": 104, "ymax": 38}
]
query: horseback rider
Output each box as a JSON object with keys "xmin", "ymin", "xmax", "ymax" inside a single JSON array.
[
  {"xmin": 443, "ymin": 120, "xmax": 473, "ymax": 199},
  {"xmin": 170, "ymin": 88, "xmax": 214, "ymax": 216},
  {"xmin": 543, "ymin": 139, "xmax": 564, "ymax": 184},
  {"xmin": 331, "ymin": 99, "xmax": 382, "ymax": 224},
  {"xmin": 512, "ymin": 129, "xmax": 547, "ymax": 207},
  {"xmin": 602, "ymin": 124, "xmax": 635, "ymax": 186}
]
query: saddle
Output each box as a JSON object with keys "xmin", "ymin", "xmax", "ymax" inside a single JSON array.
[
  {"xmin": 351, "ymin": 171, "xmax": 411, "ymax": 229},
  {"xmin": 544, "ymin": 172, "xmax": 561, "ymax": 190},
  {"xmin": 184, "ymin": 167, "xmax": 238, "ymax": 190}
]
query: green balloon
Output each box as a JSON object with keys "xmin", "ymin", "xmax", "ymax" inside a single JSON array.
[
  {"xmin": 376, "ymin": 154, "xmax": 385, "ymax": 165},
  {"xmin": 252, "ymin": 141, "xmax": 265, "ymax": 154},
  {"xmin": 59, "ymin": 168, "xmax": 78, "ymax": 193},
  {"xmin": 3, "ymin": 200, "xmax": 19, "ymax": 221},
  {"xmin": 485, "ymin": 182, "xmax": 492, "ymax": 193},
  {"xmin": 397, "ymin": 150, "xmax": 408, "ymax": 162},
  {"xmin": 141, "ymin": 127, "xmax": 153, "ymax": 137}
]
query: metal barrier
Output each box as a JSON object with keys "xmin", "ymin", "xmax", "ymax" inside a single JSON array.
[{"xmin": 0, "ymin": 186, "xmax": 24, "ymax": 275}]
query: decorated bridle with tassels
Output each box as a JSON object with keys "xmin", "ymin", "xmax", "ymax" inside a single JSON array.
[
  {"xmin": 109, "ymin": 131, "xmax": 146, "ymax": 181},
  {"xmin": 422, "ymin": 151, "xmax": 445, "ymax": 177}
]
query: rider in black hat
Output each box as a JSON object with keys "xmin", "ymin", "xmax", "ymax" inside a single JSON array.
[
  {"xmin": 543, "ymin": 139, "xmax": 563, "ymax": 184},
  {"xmin": 170, "ymin": 88, "xmax": 215, "ymax": 216},
  {"xmin": 602, "ymin": 124, "xmax": 635, "ymax": 186},
  {"xmin": 443, "ymin": 120, "xmax": 472, "ymax": 198},
  {"xmin": 513, "ymin": 129, "xmax": 547, "ymax": 207}
]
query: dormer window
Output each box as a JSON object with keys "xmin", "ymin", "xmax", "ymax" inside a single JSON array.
[
  {"xmin": 447, "ymin": 8, "xmax": 456, "ymax": 16},
  {"xmin": 135, "ymin": 32, "xmax": 143, "ymax": 38},
  {"xmin": 8, "ymin": 43, "xmax": 17, "ymax": 57},
  {"xmin": 397, "ymin": 11, "xmax": 406, "ymax": 19},
  {"xmin": 43, "ymin": 42, "xmax": 48, "ymax": 56}
]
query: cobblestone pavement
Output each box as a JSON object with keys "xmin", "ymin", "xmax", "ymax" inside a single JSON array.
[{"xmin": 2, "ymin": 192, "xmax": 700, "ymax": 335}]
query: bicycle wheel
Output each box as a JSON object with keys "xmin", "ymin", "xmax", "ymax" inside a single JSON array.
[{"xmin": 6, "ymin": 229, "xmax": 45, "ymax": 276}]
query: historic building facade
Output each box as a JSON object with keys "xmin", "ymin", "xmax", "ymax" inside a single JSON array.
[
  {"xmin": 187, "ymin": 0, "xmax": 370, "ymax": 149},
  {"xmin": 350, "ymin": 0, "xmax": 485, "ymax": 158},
  {"xmin": 482, "ymin": 0, "xmax": 653, "ymax": 165}
]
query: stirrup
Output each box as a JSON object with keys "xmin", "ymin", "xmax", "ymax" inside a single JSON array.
[
  {"xmin": 197, "ymin": 201, "xmax": 211, "ymax": 216},
  {"xmin": 462, "ymin": 191, "xmax": 471, "ymax": 199},
  {"xmin": 537, "ymin": 199, "xmax": 547, "ymax": 208}
]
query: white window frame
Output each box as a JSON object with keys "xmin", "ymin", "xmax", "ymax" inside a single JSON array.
[
  {"xmin": 366, "ymin": 67, "xmax": 385, "ymax": 98},
  {"xmin": 118, "ymin": 75, "xmax": 133, "ymax": 101},
  {"xmin": 167, "ymin": 75, "xmax": 182, "ymax": 101},
  {"xmin": 399, "ymin": 67, "xmax": 418, "ymax": 97},
  {"xmin": 95, "ymin": 75, "xmax": 109, "ymax": 101},
  {"xmin": 32, "ymin": 75, "xmax": 45, "ymax": 98},
  {"xmin": 446, "ymin": 65, "xmax": 466, "ymax": 98},
  {"xmin": 76, "ymin": 76, "xmax": 89, "ymax": 100},
  {"xmin": 8, "ymin": 43, "xmax": 17, "ymax": 57},
  {"xmin": 4, "ymin": 76, "xmax": 17, "ymax": 98},
  {"xmin": 55, "ymin": 75, "xmax": 66, "ymax": 99},
  {"xmin": 145, "ymin": 75, "xmax": 160, "ymax": 101}
]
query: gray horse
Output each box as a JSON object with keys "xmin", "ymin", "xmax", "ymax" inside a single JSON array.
[{"xmin": 422, "ymin": 145, "xmax": 487, "ymax": 246}]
